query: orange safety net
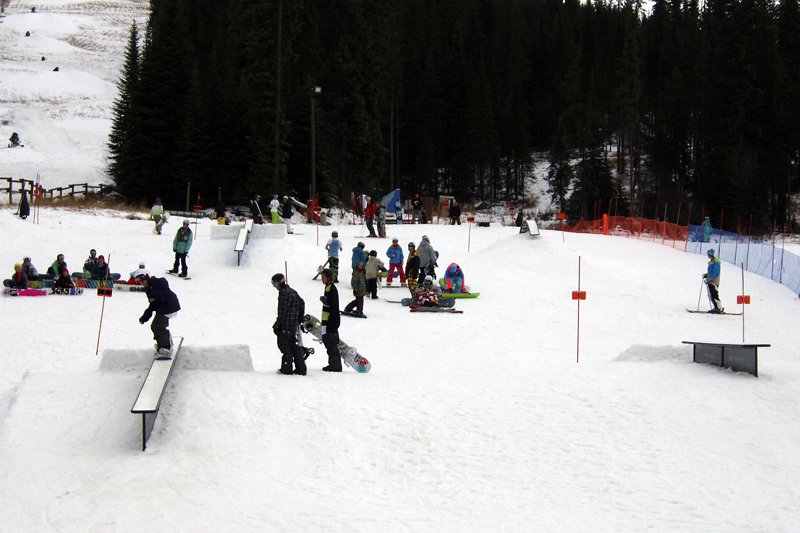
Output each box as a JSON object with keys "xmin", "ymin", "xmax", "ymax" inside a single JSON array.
[{"xmin": 564, "ymin": 216, "xmax": 689, "ymax": 250}]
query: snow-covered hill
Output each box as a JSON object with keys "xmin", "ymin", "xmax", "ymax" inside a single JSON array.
[
  {"xmin": 1, "ymin": 209, "xmax": 799, "ymax": 531},
  {"xmin": 0, "ymin": 0, "xmax": 148, "ymax": 187}
]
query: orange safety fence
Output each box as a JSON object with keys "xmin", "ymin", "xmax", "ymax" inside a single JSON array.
[{"xmin": 564, "ymin": 216, "xmax": 689, "ymax": 250}]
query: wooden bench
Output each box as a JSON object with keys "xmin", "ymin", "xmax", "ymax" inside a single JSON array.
[
  {"xmin": 234, "ymin": 219, "xmax": 254, "ymax": 265},
  {"xmin": 682, "ymin": 341, "xmax": 770, "ymax": 377},
  {"xmin": 131, "ymin": 337, "xmax": 184, "ymax": 450}
]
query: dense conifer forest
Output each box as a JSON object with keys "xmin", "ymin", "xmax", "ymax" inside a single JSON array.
[{"xmin": 107, "ymin": 0, "xmax": 800, "ymax": 231}]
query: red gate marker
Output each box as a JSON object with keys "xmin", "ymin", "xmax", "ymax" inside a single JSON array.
[
  {"xmin": 572, "ymin": 291, "xmax": 587, "ymax": 300},
  {"xmin": 736, "ymin": 295, "xmax": 750, "ymax": 305}
]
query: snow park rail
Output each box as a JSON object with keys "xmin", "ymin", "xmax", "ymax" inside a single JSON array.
[{"xmin": 563, "ymin": 215, "xmax": 800, "ymax": 296}]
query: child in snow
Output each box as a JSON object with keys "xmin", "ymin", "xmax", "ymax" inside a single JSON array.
[
  {"xmin": 54, "ymin": 268, "xmax": 75, "ymax": 290},
  {"xmin": 344, "ymin": 261, "xmax": 367, "ymax": 317},
  {"xmin": 135, "ymin": 269, "xmax": 181, "ymax": 358},
  {"xmin": 443, "ymin": 263, "xmax": 466, "ymax": 293},
  {"xmin": 7, "ymin": 264, "xmax": 28, "ymax": 289},
  {"xmin": 170, "ymin": 220, "xmax": 193, "ymax": 277},
  {"xmin": 351, "ymin": 241, "xmax": 368, "ymax": 270},
  {"xmin": 415, "ymin": 275, "xmax": 442, "ymax": 307},
  {"xmin": 365, "ymin": 250, "xmax": 386, "ymax": 300},
  {"xmin": 325, "ymin": 230, "xmax": 342, "ymax": 283},
  {"xmin": 385, "ymin": 238, "xmax": 406, "ymax": 286}
]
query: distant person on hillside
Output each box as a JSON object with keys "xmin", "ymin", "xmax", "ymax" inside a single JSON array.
[
  {"xmin": 250, "ymin": 194, "xmax": 264, "ymax": 224},
  {"xmin": 269, "ymin": 194, "xmax": 281, "ymax": 224},
  {"xmin": 343, "ymin": 261, "xmax": 367, "ymax": 318},
  {"xmin": 151, "ymin": 198, "xmax": 165, "ymax": 234},
  {"xmin": 417, "ymin": 235, "xmax": 438, "ymax": 286},
  {"xmin": 169, "ymin": 220, "xmax": 193, "ymax": 278},
  {"xmin": 8, "ymin": 131, "xmax": 21, "ymax": 147},
  {"xmin": 21, "ymin": 256, "xmax": 39, "ymax": 280},
  {"xmin": 376, "ymin": 204, "xmax": 387, "ymax": 238},
  {"xmin": 703, "ymin": 248, "xmax": 723, "ymax": 314},
  {"xmin": 701, "ymin": 216, "xmax": 712, "ymax": 243},
  {"xmin": 449, "ymin": 200, "xmax": 462, "ymax": 225},
  {"xmin": 17, "ymin": 190, "xmax": 30, "ymax": 219},
  {"xmin": 325, "ymin": 230, "xmax": 342, "ymax": 283},
  {"xmin": 6, "ymin": 264, "xmax": 28, "ymax": 290},
  {"xmin": 83, "ymin": 249, "xmax": 98, "ymax": 274},
  {"xmin": 47, "ymin": 253, "xmax": 67, "ymax": 278},
  {"xmin": 365, "ymin": 250, "xmax": 386, "ymax": 300},
  {"xmin": 90, "ymin": 255, "xmax": 110, "ymax": 281},
  {"xmin": 281, "ymin": 196, "xmax": 294, "ymax": 234},
  {"xmin": 215, "ymin": 201, "xmax": 228, "ymax": 225},
  {"xmin": 385, "ymin": 238, "xmax": 406, "ymax": 286},
  {"xmin": 54, "ymin": 268, "xmax": 75, "ymax": 290},
  {"xmin": 364, "ymin": 198, "xmax": 377, "ymax": 237},
  {"xmin": 351, "ymin": 241, "xmax": 367, "ymax": 270},
  {"xmin": 412, "ymin": 194, "xmax": 422, "ymax": 223},
  {"xmin": 404, "ymin": 242, "xmax": 420, "ymax": 298}
]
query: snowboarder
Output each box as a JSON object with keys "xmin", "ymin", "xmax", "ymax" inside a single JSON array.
[
  {"xmin": 7, "ymin": 264, "xmax": 28, "ymax": 289},
  {"xmin": 319, "ymin": 268, "xmax": 342, "ymax": 372},
  {"xmin": 169, "ymin": 220, "xmax": 193, "ymax": 277},
  {"xmin": 325, "ymin": 230, "xmax": 342, "ymax": 283},
  {"xmin": 702, "ymin": 216, "xmax": 712, "ymax": 243},
  {"xmin": 444, "ymin": 263, "xmax": 466, "ymax": 293},
  {"xmin": 47, "ymin": 254, "xmax": 67, "ymax": 278},
  {"xmin": 417, "ymin": 235, "xmax": 438, "ymax": 286},
  {"xmin": 150, "ymin": 198, "xmax": 165, "ymax": 234},
  {"xmin": 17, "ymin": 191, "xmax": 29, "ymax": 219},
  {"xmin": 449, "ymin": 200, "xmax": 462, "ymax": 225},
  {"xmin": 135, "ymin": 269, "xmax": 181, "ymax": 359},
  {"xmin": 270, "ymin": 194, "xmax": 281, "ymax": 224},
  {"xmin": 250, "ymin": 195, "xmax": 264, "ymax": 224},
  {"xmin": 415, "ymin": 275, "xmax": 442, "ymax": 307},
  {"xmin": 343, "ymin": 261, "xmax": 367, "ymax": 317},
  {"xmin": 281, "ymin": 196, "xmax": 294, "ymax": 234},
  {"xmin": 385, "ymin": 238, "xmax": 406, "ymax": 286},
  {"xmin": 351, "ymin": 241, "xmax": 367, "ymax": 270},
  {"xmin": 82, "ymin": 249, "xmax": 98, "ymax": 274},
  {"xmin": 53, "ymin": 268, "xmax": 75, "ymax": 290},
  {"xmin": 21, "ymin": 256, "xmax": 39, "ymax": 280},
  {"xmin": 404, "ymin": 242, "xmax": 420, "ymax": 298},
  {"xmin": 365, "ymin": 250, "xmax": 386, "ymax": 299},
  {"xmin": 364, "ymin": 198, "xmax": 378, "ymax": 237},
  {"xmin": 271, "ymin": 273, "xmax": 307, "ymax": 375},
  {"xmin": 90, "ymin": 255, "xmax": 110, "ymax": 280},
  {"xmin": 703, "ymin": 248, "xmax": 723, "ymax": 313}
]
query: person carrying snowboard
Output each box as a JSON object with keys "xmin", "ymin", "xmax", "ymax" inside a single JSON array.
[
  {"xmin": 170, "ymin": 220, "xmax": 193, "ymax": 277},
  {"xmin": 385, "ymin": 238, "xmax": 406, "ymax": 286},
  {"xmin": 343, "ymin": 261, "xmax": 367, "ymax": 317},
  {"xmin": 325, "ymin": 230, "xmax": 342, "ymax": 283},
  {"xmin": 271, "ymin": 273, "xmax": 307, "ymax": 375},
  {"xmin": 703, "ymin": 249, "xmax": 723, "ymax": 313},
  {"xmin": 150, "ymin": 198, "xmax": 165, "ymax": 234},
  {"xmin": 319, "ymin": 268, "xmax": 342, "ymax": 372},
  {"xmin": 365, "ymin": 250, "xmax": 386, "ymax": 299},
  {"xmin": 134, "ymin": 269, "xmax": 181, "ymax": 359},
  {"xmin": 405, "ymin": 242, "xmax": 420, "ymax": 298}
]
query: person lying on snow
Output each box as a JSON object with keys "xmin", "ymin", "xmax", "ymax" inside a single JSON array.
[{"xmin": 415, "ymin": 275, "xmax": 442, "ymax": 307}]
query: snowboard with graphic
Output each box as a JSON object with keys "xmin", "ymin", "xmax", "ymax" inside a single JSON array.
[{"xmin": 301, "ymin": 314, "xmax": 371, "ymax": 373}]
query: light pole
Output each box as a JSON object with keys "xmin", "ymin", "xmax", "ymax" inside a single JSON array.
[{"xmin": 310, "ymin": 86, "xmax": 321, "ymax": 199}]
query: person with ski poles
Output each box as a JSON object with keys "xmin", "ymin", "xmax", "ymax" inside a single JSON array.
[{"xmin": 703, "ymin": 248, "xmax": 723, "ymax": 313}]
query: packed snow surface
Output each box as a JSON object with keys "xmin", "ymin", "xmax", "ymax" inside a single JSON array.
[{"xmin": 1, "ymin": 210, "xmax": 799, "ymax": 531}]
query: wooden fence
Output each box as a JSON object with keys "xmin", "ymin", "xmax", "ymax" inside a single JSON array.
[{"xmin": 0, "ymin": 177, "xmax": 112, "ymax": 205}]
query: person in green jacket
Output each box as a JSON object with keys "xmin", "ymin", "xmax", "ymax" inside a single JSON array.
[{"xmin": 169, "ymin": 220, "xmax": 193, "ymax": 277}]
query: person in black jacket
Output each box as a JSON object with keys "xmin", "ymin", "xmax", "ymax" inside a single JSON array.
[
  {"xmin": 281, "ymin": 196, "xmax": 294, "ymax": 234},
  {"xmin": 319, "ymin": 268, "xmax": 342, "ymax": 372},
  {"xmin": 135, "ymin": 269, "xmax": 181, "ymax": 358},
  {"xmin": 271, "ymin": 273, "xmax": 306, "ymax": 375}
]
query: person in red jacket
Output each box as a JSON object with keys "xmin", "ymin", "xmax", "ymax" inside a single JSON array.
[{"xmin": 364, "ymin": 199, "xmax": 378, "ymax": 237}]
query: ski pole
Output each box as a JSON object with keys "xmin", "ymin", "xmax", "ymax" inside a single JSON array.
[{"xmin": 696, "ymin": 277, "xmax": 705, "ymax": 311}]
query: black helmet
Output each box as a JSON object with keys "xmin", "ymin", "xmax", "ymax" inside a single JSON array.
[{"xmin": 271, "ymin": 273, "xmax": 286, "ymax": 287}]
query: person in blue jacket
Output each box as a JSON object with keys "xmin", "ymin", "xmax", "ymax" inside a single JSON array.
[
  {"xmin": 325, "ymin": 230, "xmax": 342, "ymax": 283},
  {"xmin": 701, "ymin": 216, "xmax": 712, "ymax": 243},
  {"xmin": 444, "ymin": 263, "xmax": 466, "ymax": 293},
  {"xmin": 703, "ymin": 249, "xmax": 723, "ymax": 313},
  {"xmin": 351, "ymin": 241, "xmax": 368, "ymax": 270},
  {"xmin": 135, "ymin": 269, "xmax": 181, "ymax": 358},
  {"xmin": 169, "ymin": 220, "xmax": 193, "ymax": 277},
  {"xmin": 385, "ymin": 238, "xmax": 406, "ymax": 285}
]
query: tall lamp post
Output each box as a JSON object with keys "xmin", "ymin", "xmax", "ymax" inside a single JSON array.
[{"xmin": 310, "ymin": 86, "xmax": 321, "ymax": 199}]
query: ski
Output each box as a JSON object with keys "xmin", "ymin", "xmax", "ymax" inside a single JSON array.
[
  {"xmin": 685, "ymin": 308, "xmax": 743, "ymax": 316},
  {"xmin": 312, "ymin": 259, "xmax": 330, "ymax": 280}
]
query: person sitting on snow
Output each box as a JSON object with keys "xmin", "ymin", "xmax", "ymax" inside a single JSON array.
[
  {"xmin": 415, "ymin": 275, "xmax": 442, "ymax": 307},
  {"xmin": 443, "ymin": 263, "xmax": 466, "ymax": 293},
  {"xmin": 90, "ymin": 255, "xmax": 110, "ymax": 280},
  {"xmin": 21, "ymin": 256, "xmax": 40, "ymax": 280},
  {"xmin": 7, "ymin": 263, "xmax": 28, "ymax": 289},
  {"xmin": 54, "ymin": 268, "xmax": 75, "ymax": 290},
  {"xmin": 83, "ymin": 249, "xmax": 98, "ymax": 274},
  {"xmin": 8, "ymin": 132, "xmax": 21, "ymax": 147}
]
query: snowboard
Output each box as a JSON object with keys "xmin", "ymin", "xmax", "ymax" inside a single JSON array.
[
  {"xmin": 301, "ymin": 314, "xmax": 371, "ymax": 373},
  {"xmin": 24, "ymin": 280, "xmax": 54, "ymax": 289},
  {"xmin": 166, "ymin": 271, "xmax": 191, "ymax": 280},
  {"xmin": 154, "ymin": 335, "xmax": 183, "ymax": 360},
  {"xmin": 113, "ymin": 282, "xmax": 146, "ymax": 292},
  {"xmin": 341, "ymin": 310, "xmax": 367, "ymax": 318},
  {"xmin": 382, "ymin": 281, "xmax": 408, "ymax": 288},
  {"xmin": 410, "ymin": 305, "xmax": 463, "ymax": 314},
  {"xmin": 296, "ymin": 324, "xmax": 315, "ymax": 360},
  {"xmin": 51, "ymin": 287, "xmax": 84, "ymax": 295},
  {"xmin": 685, "ymin": 308, "xmax": 743, "ymax": 316},
  {"xmin": 440, "ymin": 292, "xmax": 480, "ymax": 299},
  {"xmin": 312, "ymin": 259, "xmax": 331, "ymax": 280},
  {"xmin": 2, "ymin": 288, "xmax": 47, "ymax": 297},
  {"xmin": 73, "ymin": 279, "xmax": 115, "ymax": 289}
]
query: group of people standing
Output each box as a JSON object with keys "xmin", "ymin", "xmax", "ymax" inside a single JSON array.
[{"xmin": 250, "ymin": 194, "xmax": 295, "ymax": 233}]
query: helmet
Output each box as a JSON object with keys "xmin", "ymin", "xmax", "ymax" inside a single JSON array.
[
  {"xmin": 132, "ymin": 268, "xmax": 150, "ymax": 280},
  {"xmin": 271, "ymin": 273, "xmax": 286, "ymax": 287},
  {"xmin": 332, "ymin": 230, "xmax": 338, "ymax": 237},
  {"xmin": 424, "ymin": 275, "xmax": 434, "ymax": 285},
  {"xmin": 182, "ymin": 219, "xmax": 190, "ymax": 227}
]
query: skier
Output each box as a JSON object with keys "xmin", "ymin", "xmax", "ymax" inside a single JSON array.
[
  {"xmin": 324, "ymin": 230, "xmax": 342, "ymax": 283},
  {"xmin": 319, "ymin": 268, "xmax": 342, "ymax": 372},
  {"xmin": 269, "ymin": 194, "xmax": 281, "ymax": 224},
  {"xmin": 343, "ymin": 261, "xmax": 367, "ymax": 317},
  {"xmin": 135, "ymin": 269, "xmax": 181, "ymax": 359},
  {"xmin": 702, "ymin": 216, "xmax": 712, "ymax": 243},
  {"xmin": 404, "ymin": 242, "xmax": 420, "ymax": 298},
  {"xmin": 364, "ymin": 198, "xmax": 378, "ymax": 237},
  {"xmin": 281, "ymin": 196, "xmax": 294, "ymax": 234},
  {"xmin": 21, "ymin": 256, "xmax": 39, "ymax": 280},
  {"xmin": 250, "ymin": 194, "xmax": 264, "ymax": 224},
  {"xmin": 351, "ymin": 241, "xmax": 367, "ymax": 270},
  {"xmin": 7, "ymin": 264, "xmax": 28, "ymax": 289},
  {"xmin": 416, "ymin": 235, "xmax": 438, "ymax": 286},
  {"xmin": 150, "ymin": 198, "xmax": 165, "ymax": 235},
  {"xmin": 385, "ymin": 238, "xmax": 406, "ymax": 286},
  {"xmin": 415, "ymin": 275, "xmax": 442, "ymax": 307},
  {"xmin": 271, "ymin": 273, "xmax": 307, "ymax": 376},
  {"xmin": 169, "ymin": 220, "xmax": 193, "ymax": 277},
  {"xmin": 449, "ymin": 200, "xmax": 462, "ymax": 225},
  {"xmin": 703, "ymin": 249, "xmax": 723, "ymax": 313},
  {"xmin": 365, "ymin": 250, "xmax": 386, "ymax": 299},
  {"xmin": 443, "ymin": 263, "xmax": 466, "ymax": 293},
  {"xmin": 82, "ymin": 249, "xmax": 98, "ymax": 274}
]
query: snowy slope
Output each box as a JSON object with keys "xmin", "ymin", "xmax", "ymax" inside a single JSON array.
[
  {"xmin": 1, "ymin": 210, "xmax": 799, "ymax": 531},
  {"xmin": 0, "ymin": 1, "xmax": 148, "ymax": 187}
]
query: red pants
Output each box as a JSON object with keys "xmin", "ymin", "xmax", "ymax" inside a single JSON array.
[{"xmin": 387, "ymin": 263, "xmax": 405, "ymax": 283}]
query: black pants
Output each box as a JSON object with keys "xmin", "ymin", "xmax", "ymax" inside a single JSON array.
[
  {"xmin": 173, "ymin": 253, "xmax": 188, "ymax": 275},
  {"xmin": 277, "ymin": 331, "xmax": 306, "ymax": 374},
  {"xmin": 366, "ymin": 278, "xmax": 378, "ymax": 299},
  {"xmin": 328, "ymin": 256, "xmax": 339, "ymax": 282},
  {"xmin": 418, "ymin": 266, "xmax": 436, "ymax": 287},
  {"xmin": 366, "ymin": 217, "xmax": 376, "ymax": 236},
  {"xmin": 151, "ymin": 314, "xmax": 172, "ymax": 350},
  {"xmin": 707, "ymin": 283, "xmax": 722, "ymax": 310},
  {"xmin": 345, "ymin": 295, "xmax": 364, "ymax": 314},
  {"xmin": 322, "ymin": 331, "xmax": 341, "ymax": 370}
]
